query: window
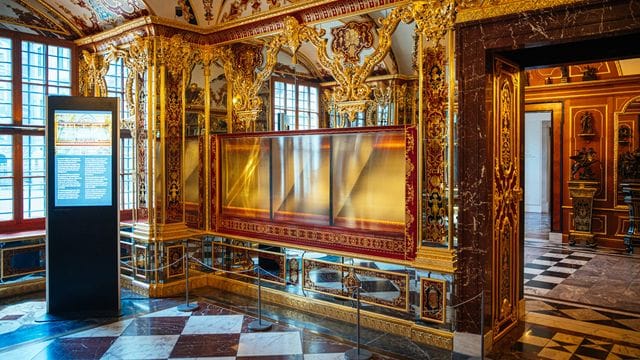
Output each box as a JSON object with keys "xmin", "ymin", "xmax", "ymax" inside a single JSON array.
[
  {"xmin": 272, "ymin": 79, "xmax": 320, "ymax": 131},
  {"xmin": 0, "ymin": 33, "xmax": 74, "ymax": 231},
  {"xmin": 106, "ymin": 58, "xmax": 135, "ymax": 211},
  {"xmin": 105, "ymin": 57, "xmax": 129, "ymax": 121},
  {"xmin": 120, "ymin": 137, "xmax": 134, "ymax": 210}
]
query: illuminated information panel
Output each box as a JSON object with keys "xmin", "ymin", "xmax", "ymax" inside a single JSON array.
[{"xmin": 54, "ymin": 110, "xmax": 112, "ymax": 207}]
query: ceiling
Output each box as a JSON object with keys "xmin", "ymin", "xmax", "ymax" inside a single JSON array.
[{"xmin": 0, "ymin": 0, "xmax": 303, "ymax": 40}]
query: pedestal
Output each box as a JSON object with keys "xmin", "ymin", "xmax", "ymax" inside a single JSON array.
[
  {"xmin": 621, "ymin": 181, "xmax": 640, "ymax": 253},
  {"xmin": 568, "ymin": 180, "xmax": 599, "ymax": 247}
]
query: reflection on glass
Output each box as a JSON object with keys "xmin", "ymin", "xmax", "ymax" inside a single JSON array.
[
  {"xmin": 220, "ymin": 129, "xmax": 406, "ymax": 233},
  {"xmin": 272, "ymin": 135, "xmax": 329, "ymax": 225},
  {"xmin": 221, "ymin": 137, "xmax": 271, "ymax": 218},
  {"xmin": 332, "ymin": 133, "xmax": 405, "ymax": 231}
]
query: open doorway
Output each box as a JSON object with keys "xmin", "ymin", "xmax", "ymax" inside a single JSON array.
[
  {"xmin": 524, "ymin": 110, "xmax": 552, "ymax": 242},
  {"xmin": 520, "ymin": 59, "xmax": 640, "ymax": 315}
]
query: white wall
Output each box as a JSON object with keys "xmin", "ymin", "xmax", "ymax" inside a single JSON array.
[{"xmin": 524, "ymin": 112, "xmax": 551, "ymax": 213}]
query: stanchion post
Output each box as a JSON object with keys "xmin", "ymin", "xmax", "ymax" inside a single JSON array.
[
  {"xmin": 480, "ymin": 290, "xmax": 485, "ymax": 359},
  {"xmin": 248, "ymin": 264, "xmax": 272, "ymax": 331},
  {"xmin": 345, "ymin": 286, "xmax": 372, "ymax": 360},
  {"xmin": 178, "ymin": 239, "xmax": 199, "ymax": 312}
]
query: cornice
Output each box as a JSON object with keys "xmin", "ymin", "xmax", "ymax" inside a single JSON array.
[{"xmin": 456, "ymin": 0, "xmax": 587, "ymax": 24}]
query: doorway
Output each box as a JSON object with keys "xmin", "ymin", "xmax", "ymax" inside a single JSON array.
[
  {"xmin": 524, "ymin": 110, "xmax": 552, "ymax": 242},
  {"xmin": 454, "ymin": 1, "xmax": 640, "ymax": 344}
]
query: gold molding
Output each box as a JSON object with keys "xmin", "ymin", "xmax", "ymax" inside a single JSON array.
[
  {"xmin": 456, "ymin": 0, "xmax": 586, "ymax": 24},
  {"xmin": 0, "ymin": 279, "xmax": 45, "ymax": 299},
  {"xmin": 415, "ymin": 247, "xmax": 457, "ymax": 273},
  {"xmin": 208, "ymin": 274, "xmax": 453, "ymax": 350}
]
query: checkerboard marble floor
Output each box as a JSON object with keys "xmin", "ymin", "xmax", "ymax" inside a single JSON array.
[
  {"xmin": 489, "ymin": 298, "xmax": 640, "ymax": 360},
  {"xmin": 0, "ymin": 300, "xmax": 393, "ymax": 360},
  {"xmin": 524, "ymin": 249, "xmax": 596, "ymax": 296}
]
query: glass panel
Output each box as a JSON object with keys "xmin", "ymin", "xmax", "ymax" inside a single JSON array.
[
  {"xmin": 23, "ymin": 135, "xmax": 45, "ymax": 219},
  {"xmin": 0, "ymin": 38, "xmax": 11, "ymax": 124},
  {"xmin": 272, "ymin": 135, "xmax": 330, "ymax": 225},
  {"xmin": 121, "ymin": 137, "xmax": 134, "ymax": 210},
  {"xmin": 332, "ymin": 132, "xmax": 405, "ymax": 231},
  {"xmin": 0, "ymin": 135, "xmax": 13, "ymax": 220},
  {"xmin": 22, "ymin": 42, "xmax": 71, "ymax": 125},
  {"xmin": 106, "ymin": 58, "xmax": 129, "ymax": 120},
  {"xmin": 221, "ymin": 137, "xmax": 271, "ymax": 219},
  {"xmin": 219, "ymin": 129, "xmax": 406, "ymax": 233}
]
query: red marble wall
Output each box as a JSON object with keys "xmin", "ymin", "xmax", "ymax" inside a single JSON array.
[{"xmin": 455, "ymin": 0, "xmax": 640, "ymax": 334}]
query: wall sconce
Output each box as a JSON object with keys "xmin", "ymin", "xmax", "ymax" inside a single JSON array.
[{"xmin": 175, "ymin": 6, "xmax": 183, "ymax": 18}]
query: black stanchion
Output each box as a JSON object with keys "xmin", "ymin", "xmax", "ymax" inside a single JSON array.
[
  {"xmin": 248, "ymin": 265, "xmax": 272, "ymax": 331},
  {"xmin": 480, "ymin": 290, "xmax": 485, "ymax": 359},
  {"xmin": 178, "ymin": 240, "xmax": 199, "ymax": 312},
  {"xmin": 344, "ymin": 287, "xmax": 372, "ymax": 360}
]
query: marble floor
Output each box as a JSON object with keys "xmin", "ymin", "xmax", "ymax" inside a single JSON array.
[
  {"xmin": 0, "ymin": 290, "xmax": 457, "ymax": 360},
  {"xmin": 524, "ymin": 212, "xmax": 640, "ymax": 314},
  {"xmin": 488, "ymin": 298, "xmax": 640, "ymax": 359}
]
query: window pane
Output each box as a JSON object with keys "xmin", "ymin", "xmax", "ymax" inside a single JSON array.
[
  {"xmin": 106, "ymin": 58, "xmax": 129, "ymax": 121},
  {"xmin": 23, "ymin": 135, "xmax": 45, "ymax": 219},
  {"xmin": 120, "ymin": 137, "xmax": 134, "ymax": 210},
  {"xmin": 0, "ymin": 135, "xmax": 12, "ymax": 220},
  {"xmin": 0, "ymin": 38, "xmax": 11, "ymax": 124}
]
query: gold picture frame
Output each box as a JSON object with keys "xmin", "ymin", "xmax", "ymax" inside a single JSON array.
[
  {"xmin": 420, "ymin": 278, "xmax": 446, "ymax": 324},
  {"xmin": 166, "ymin": 245, "xmax": 185, "ymax": 278}
]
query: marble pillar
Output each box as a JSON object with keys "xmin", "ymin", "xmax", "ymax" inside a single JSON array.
[{"xmin": 455, "ymin": 0, "xmax": 640, "ymax": 337}]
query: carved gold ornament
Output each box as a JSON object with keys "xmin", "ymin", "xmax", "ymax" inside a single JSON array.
[{"xmin": 79, "ymin": 50, "xmax": 108, "ymax": 97}]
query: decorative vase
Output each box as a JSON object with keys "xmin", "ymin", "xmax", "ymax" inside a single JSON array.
[
  {"xmin": 567, "ymin": 180, "xmax": 599, "ymax": 247},
  {"xmin": 621, "ymin": 181, "xmax": 640, "ymax": 254}
]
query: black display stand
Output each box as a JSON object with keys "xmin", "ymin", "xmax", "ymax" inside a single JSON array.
[{"xmin": 44, "ymin": 96, "xmax": 120, "ymax": 318}]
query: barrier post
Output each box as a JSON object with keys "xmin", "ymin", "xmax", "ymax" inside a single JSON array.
[
  {"xmin": 178, "ymin": 239, "xmax": 199, "ymax": 312},
  {"xmin": 345, "ymin": 286, "xmax": 372, "ymax": 360},
  {"xmin": 248, "ymin": 265, "xmax": 272, "ymax": 331}
]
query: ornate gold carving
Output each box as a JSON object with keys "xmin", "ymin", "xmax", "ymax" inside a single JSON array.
[
  {"xmin": 79, "ymin": 50, "xmax": 108, "ymax": 97},
  {"xmin": 491, "ymin": 57, "xmax": 521, "ymax": 341},
  {"xmin": 280, "ymin": 3, "xmax": 454, "ymax": 122},
  {"xmin": 331, "ymin": 21, "xmax": 374, "ymax": 63},
  {"xmin": 410, "ymin": 0, "xmax": 456, "ymax": 43},
  {"xmin": 208, "ymin": 275, "xmax": 453, "ymax": 350},
  {"xmin": 457, "ymin": 0, "xmax": 585, "ymax": 23},
  {"xmin": 216, "ymin": 42, "xmax": 279, "ymax": 132},
  {"xmin": 423, "ymin": 45, "xmax": 448, "ymax": 244},
  {"xmin": 156, "ymin": 35, "xmax": 197, "ymax": 78}
]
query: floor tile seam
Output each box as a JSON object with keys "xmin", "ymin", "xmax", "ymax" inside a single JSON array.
[
  {"xmin": 525, "ymin": 312, "xmax": 640, "ymax": 346},
  {"xmin": 524, "ymin": 295, "xmax": 640, "ymax": 318}
]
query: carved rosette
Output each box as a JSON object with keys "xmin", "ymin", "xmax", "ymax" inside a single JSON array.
[
  {"xmin": 492, "ymin": 58, "xmax": 521, "ymax": 340},
  {"xmin": 423, "ymin": 45, "xmax": 447, "ymax": 244}
]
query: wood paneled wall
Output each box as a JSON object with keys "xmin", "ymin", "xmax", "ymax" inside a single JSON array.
[{"xmin": 526, "ymin": 67, "xmax": 640, "ymax": 249}]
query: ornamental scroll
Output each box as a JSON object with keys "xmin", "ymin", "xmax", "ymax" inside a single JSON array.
[
  {"xmin": 423, "ymin": 45, "xmax": 448, "ymax": 245},
  {"xmin": 491, "ymin": 57, "xmax": 522, "ymax": 341}
]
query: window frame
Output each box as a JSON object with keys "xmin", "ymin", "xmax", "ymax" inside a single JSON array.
[
  {"xmin": 0, "ymin": 29, "xmax": 77, "ymax": 233},
  {"xmin": 271, "ymin": 77, "xmax": 321, "ymax": 131}
]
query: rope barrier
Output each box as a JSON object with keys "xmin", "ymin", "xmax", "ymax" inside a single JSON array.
[
  {"xmin": 451, "ymin": 291, "xmax": 483, "ymax": 308},
  {"xmin": 119, "ymin": 254, "xmax": 187, "ymax": 273}
]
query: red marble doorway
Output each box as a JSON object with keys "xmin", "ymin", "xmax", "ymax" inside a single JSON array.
[{"xmin": 454, "ymin": 0, "xmax": 640, "ymax": 350}]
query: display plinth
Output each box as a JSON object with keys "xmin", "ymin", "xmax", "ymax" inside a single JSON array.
[
  {"xmin": 568, "ymin": 180, "xmax": 599, "ymax": 247},
  {"xmin": 621, "ymin": 181, "xmax": 640, "ymax": 253}
]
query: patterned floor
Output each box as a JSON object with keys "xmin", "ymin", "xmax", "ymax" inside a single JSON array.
[
  {"xmin": 0, "ymin": 300, "xmax": 395, "ymax": 360},
  {"xmin": 524, "ymin": 249, "xmax": 596, "ymax": 296},
  {"xmin": 490, "ymin": 298, "xmax": 640, "ymax": 360}
]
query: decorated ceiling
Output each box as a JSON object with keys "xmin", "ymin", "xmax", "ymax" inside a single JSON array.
[{"xmin": 0, "ymin": 0, "xmax": 304, "ymax": 39}]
